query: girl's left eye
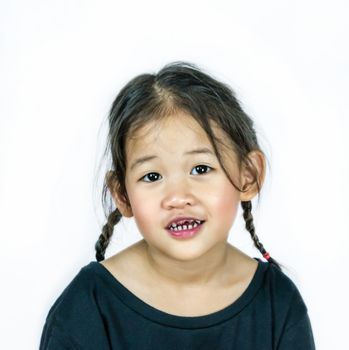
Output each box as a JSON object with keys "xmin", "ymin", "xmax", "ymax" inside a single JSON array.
[{"xmin": 191, "ymin": 165, "xmax": 213, "ymax": 175}]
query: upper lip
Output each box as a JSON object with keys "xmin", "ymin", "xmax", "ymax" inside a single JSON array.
[{"xmin": 165, "ymin": 216, "xmax": 205, "ymax": 229}]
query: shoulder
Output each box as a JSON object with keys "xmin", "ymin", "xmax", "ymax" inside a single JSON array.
[
  {"xmin": 43, "ymin": 263, "xmax": 99, "ymax": 318},
  {"xmin": 266, "ymin": 263, "xmax": 308, "ymax": 310},
  {"xmin": 40, "ymin": 262, "xmax": 108, "ymax": 349},
  {"xmin": 261, "ymin": 262, "xmax": 311, "ymax": 333},
  {"xmin": 45, "ymin": 262, "xmax": 100, "ymax": 316},
  {"xmin": 262, "ymin": 263, "xmax": 316, "ymax": 348},
  {"xmin": 231, "ymin": 249, "xmax": 307, "ymax": 315}
]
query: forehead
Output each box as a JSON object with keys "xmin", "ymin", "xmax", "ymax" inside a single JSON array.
[{"xmin": 125, "ymin": 112, "xmax": 222, "ymax": 157}]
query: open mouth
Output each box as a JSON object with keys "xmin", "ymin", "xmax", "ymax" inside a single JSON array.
[{"xmin": 167, "ymin": 220, "xmax": 205, "ymax": 232}]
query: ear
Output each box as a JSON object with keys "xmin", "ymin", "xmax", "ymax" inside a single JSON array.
[
  {"xmin": 239, "ymin": 150, "xmax": 266, "ymax": 202},
  {"xmin": 105, "ymin": 171, "xmax": 133, "ymax": 218}
]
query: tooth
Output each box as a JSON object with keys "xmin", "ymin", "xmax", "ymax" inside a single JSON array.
[
  {"xmin": 188, "ymin": 224, "xmax": 193, "ymax": 229},
  {"xmin": 183, "ymin": 225, "xmax": 187, "ymax": 229}
]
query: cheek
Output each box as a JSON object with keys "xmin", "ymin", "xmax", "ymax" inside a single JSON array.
[
  {"xmin": 127, "ymin": 190, "xmax": 157, "ymax": 232},
  {"xmin": 208, "ymin": 183, "xmax": 241, "ymax": 223}
]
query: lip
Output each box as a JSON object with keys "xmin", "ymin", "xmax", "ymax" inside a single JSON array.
[
  {"xmin": 165, "ymin": 216, "xmax": 205, "ymax": 229},
  {"xmin": 166, "ymin": 221, "xmax": 204, "ymax": 239}
]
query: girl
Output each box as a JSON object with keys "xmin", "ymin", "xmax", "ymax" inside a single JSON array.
[{"xmin": 40, "ymin": 62, "xmax": 316, "ymax": 349}]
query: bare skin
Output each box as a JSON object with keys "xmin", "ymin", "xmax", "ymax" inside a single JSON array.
[
  {"xmin": 102, "ymin": 113, "xmax": 265, "ymax": 317},
  {"xmin": 101, "ymin": 239, "xmax": 258, "ymax": 317}
]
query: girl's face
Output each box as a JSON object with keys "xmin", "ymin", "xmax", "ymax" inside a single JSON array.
[{"xmin": 116, "ymin": 111, "xmax": 251, "ymax": 261}]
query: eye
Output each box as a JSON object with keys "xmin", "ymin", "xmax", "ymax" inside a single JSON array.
[
  {"xmin": 140, "ymin": 172, "xmax": 162, "ymax": 183},
  {"xmin": 191, "ymin": 165, "xmax": 213, "ymax": 175}
]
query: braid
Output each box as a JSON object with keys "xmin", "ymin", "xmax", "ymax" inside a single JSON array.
[
  {"xmin": 95, "ymin": 208, "xmax": 122, "ymax": 262},
  {"xmin": 241, "ymin": 200, "xmax": 282, "ymax": 270}
]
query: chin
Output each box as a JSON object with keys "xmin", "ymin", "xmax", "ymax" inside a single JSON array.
[{"xmin": 163, "ymin": 243, "xmax": 214, "ymax": 262}]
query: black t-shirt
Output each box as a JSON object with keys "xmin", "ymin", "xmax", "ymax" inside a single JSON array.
[{"xmin": 39, "ymin": 258, "xmax": 316, "ymax": 349}]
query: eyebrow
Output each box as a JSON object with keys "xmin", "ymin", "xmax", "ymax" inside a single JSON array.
[{"xmin": 129, "ymin": 147, "xmax": 215, "ymax": 171}]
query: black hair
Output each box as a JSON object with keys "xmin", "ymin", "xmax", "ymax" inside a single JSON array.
[{"xmin": 95, "ymin": 61, "xmax": 283, "ymax": 271}]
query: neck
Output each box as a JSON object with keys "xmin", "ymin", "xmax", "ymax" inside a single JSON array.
[{"xmin": 140, "ymin": 239, "xmax": 233, "ymax": 289}]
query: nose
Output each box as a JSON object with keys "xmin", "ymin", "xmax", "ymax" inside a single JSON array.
[{"xmin": 161, "ymin": 180, "xmax": 196, "ymax": 209}]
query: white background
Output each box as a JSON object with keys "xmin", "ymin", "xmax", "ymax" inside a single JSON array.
[{"xmin": 1, "ymin": 0, "xmax": 348, "ymax": 349}]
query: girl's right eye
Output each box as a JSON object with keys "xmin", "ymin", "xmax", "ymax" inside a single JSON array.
[{"xmin": 140, "ymin": 172, "xmax": 162, "ymax": 183}]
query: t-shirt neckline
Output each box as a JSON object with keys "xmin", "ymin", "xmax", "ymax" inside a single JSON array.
[{"xmin": 89, "ymin": 257, "xmax": 268, "ymax": 329}]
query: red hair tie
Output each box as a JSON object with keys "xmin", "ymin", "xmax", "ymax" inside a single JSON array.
[{"xmin": 263, "ymin": 252, "xmax": 270, "ymax": 260}]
